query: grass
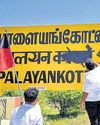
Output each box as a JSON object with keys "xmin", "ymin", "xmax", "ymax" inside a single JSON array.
[
  {"xmin": 38, "ymin": 91, "xmax": 90, "ymax": 125},
  {"xmin": 44, "ymin": 114, "xmax": 90, "ymax": 125}
]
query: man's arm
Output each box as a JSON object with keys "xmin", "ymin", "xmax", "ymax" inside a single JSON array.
[{"xmin": 80, "ymin": 92, "xmax": 88, "ymax": 112}]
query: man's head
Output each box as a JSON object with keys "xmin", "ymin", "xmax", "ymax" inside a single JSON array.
[
  {"xmin": 85, "ymin": 58, "xmax": 95, "ymax": 71},
  {"xmin": 24, "ymin": 88, "xmax": 39, "ymax": 103}
]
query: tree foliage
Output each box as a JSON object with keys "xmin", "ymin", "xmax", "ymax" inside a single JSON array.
[
  {"xmin": 3, "ymin": 90, "xmax": 22, "ymax": 97},
  {"xmin": 46, "ymin": 90, "xmax": 82, "ymax": 117}
]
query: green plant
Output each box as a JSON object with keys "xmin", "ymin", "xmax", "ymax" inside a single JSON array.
[
  {"xmin": 3, "ymin": 90, "xmax": 23, "ymax": 97},
  {"xmin": 46, "ymin": 90, "xmax": 82, "ymax": 118}
]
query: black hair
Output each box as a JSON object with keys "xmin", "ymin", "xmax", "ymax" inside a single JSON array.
[
  {"xmin": 24, "ymin": 88, "xmax": 39, "ymax": 103},
  {"xmin": 85, "ymin": 58, "xmax": 94, "ymax": 71}
]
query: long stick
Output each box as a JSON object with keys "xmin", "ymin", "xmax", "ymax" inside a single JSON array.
[{"xmin": 13, "ymin": 66, "xmax": 23, "ymax": 103}]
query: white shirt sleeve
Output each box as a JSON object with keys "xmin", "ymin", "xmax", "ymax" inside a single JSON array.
[{"xmin": 82, "ymin": 75, "xmax": 93, "ymax": 93}]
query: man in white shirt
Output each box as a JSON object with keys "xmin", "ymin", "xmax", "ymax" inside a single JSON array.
[
  {"xmin": 10, "ymin": 88, "xmax": 43, "ymax": 125},
  {"xmin": 80, "ymin": 58, "xmax": 100, "ymax": 125}
]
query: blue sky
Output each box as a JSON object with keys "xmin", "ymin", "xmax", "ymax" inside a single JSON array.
[{"xmin": 0, "ymin": 0, "xmax": 100, "ymax": 26}]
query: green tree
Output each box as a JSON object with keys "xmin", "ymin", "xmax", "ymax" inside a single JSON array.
[
  {"xmin": 47, "ymin": 90, "xmax": 82, "ymax": 117},
  {"xmin": 3, "ymin": 90, "xmax": 22, "ymax": 97}
]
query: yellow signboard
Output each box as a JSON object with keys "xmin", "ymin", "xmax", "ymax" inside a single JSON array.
[{"xmin": 0, "ymin": 24, "xmax": 100, "ymax": 91}]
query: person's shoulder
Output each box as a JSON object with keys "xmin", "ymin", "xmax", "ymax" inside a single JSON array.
[
  {"xmin": 84, "ymin": 73, "xmax": 92, "ymax": 79},
  {"xmin": 11, "ymin": 105, "xmax": 21, "ymax": 114},
  {"xmin": 30, "ymin": 103, "xmax": 41, "ymax": 110},
  {"xmin": 34, "ymin": 103, "xmax": 41, "ymax": 112},
  {"xmin": 84, "ymin": 73, "xmax": 93, "ymax": 83},
  {"xmin": 88, "ymin": 65, "xmax": 100, "ymax": 75},
  {"xmin": 35, "ymin": 103, "xmax": 41, "ymax": 108}
]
